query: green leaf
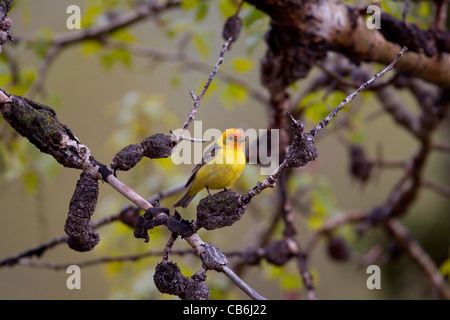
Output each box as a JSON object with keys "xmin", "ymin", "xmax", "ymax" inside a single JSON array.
[
  {"xmin": 220, "ymin": 82, "xmax": 248, "ymax": 109},
  {"xmin": 241, "ymin": 5, "xmax": 266, "ymax": 29},
  {"xmin": 328, "ymin": 90, "xmax": 347, "ymax": 108},
  {"xmin": 348, "ymin": 112, "xmax": 366, "ymax": 144},
  {"xmin": 241, "ymin": 6, "xmax": 268, "ymax": 54},
  {"xmin": 22, "ymin": 170, "xmax": 39, "ymax": 194},
  {"xmin": 196, "ymin": 78, "xmax": 217, "ymax": 100},
  {"xmin": 195, "ymin": 1, "xmax": 209, "ymax": 21},
  {"xmin": 0, "ymin": 61, "xmax": 10, "ymax": 86},
  {"xmin": 417, "ymin": 2, "xmax": 431, "ymax": 16},
  {"xmin": 335, "ymin": 223, "xmax": 356, "ymax": 244},
  {"xmin": 287, "ymin": 173, "xmax": 312, "ymax": 192},
  {"xmin": 218, "ymin": 0, "xmax": 238, "ymax": 19},
  {"xmin": 165, "ymin": 20, "xmax": 190, "ymax": 38},
  {"xmin": 9, "ymin": 68, "xmax": 36, "ymax": 96},
  {"xmin": 81, "ymin": 40, "xmax": 102, "ymax": 55},
  {"xmin": 192, "ymin": 30, "xmax": 212, "ymax": 58},
  {"xmin": 20, "ymin": 0, "xmax": 31, "ymax": 26},
  {"xmin": 44, "ymin": 93, "xmax": 63, "ymax": 110},
  {"xmin": 304, "ymin": 100, "xmax": 328, "ymax": 124},
  {"xmin": 101, "ymin": 48, "xmax": 132, "ymax": 70},
  {"xmin": 110, "ymin": 29, "xmax": 137, "ymax": 43},
  {"xmin": 380, "ymin": 1, "xmax": 401, "ymax": 18},
  {"xmin": 232, "ymin": 57, "xmax": 253, "ymax": 73},
  {"xmin": 81, "ymin": 5, "xmax": 101, "ymax": 28},
  {"xmin": 0, "ymin": 141, "xmax": 8, "ymax": 175},
  {"xmin": 440, "ymin": 259, "xmax": 450, "ymax": 279},
  {"xmin": 267, "ymin": 264, "xmax": 302, "ymax": 291},
  {"xmin": 32, "ymin": 27, "xmax": 53, "ymax": 58},
  {"xmin": 245, "ymin": 30, "xmax": 263, "ymax": 54},
  {"xmin": 298, "ymin": 90, "xmax": 321, "ymax": 109},
  {"xmin": 307, "ymin": 179, "xmax": 337, "ymax": 229},
  {"xmin": 413, "ymin": 2, "xmax": 432, "ymax": 27},
  {"xmin": 169, "ymin": 74, "xmax": 182, "ymax": 87},
  {"xmin": 301, "ymin": 90, "xmax": 349, "ymax": 125},
  {"xmin": 141, "ymin": 94, "xmax": 165, "ymax": 118},
  {"xmin": 181, "ymin": 0, "xmax": 199, "ymax": 11}
]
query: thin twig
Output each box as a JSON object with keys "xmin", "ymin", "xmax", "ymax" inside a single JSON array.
[
  {"xmin": 20, "ymin": 0, "xmax": 181, "ymax": 98},
  {"xmin": 0, "ymin": 236, "xmax": 68, "ymax": 267},
  {"xmin": 10, "ymin": 246, "xmax": 284, "ymax": 272},
  {"xmin": 15, "ymin": 249, "xmax": 196, "ymax": 270},
  {"xmin": 309, "ymin": 46, "xmax": 408, "ymax": 137},
  {"xmin": 317, "ymin": 62, "xmax": 399, "ymax": 91},
  {"xmin": 278, "ymin": 170, "xmax": 316, "ymax": 299},
  {"xmin": 146, "ymin": 181, "xmax": 186, "ymax": 203},
  {"xmin": 296, "ymin": 249, "xmax": 316, "ymax": 300},
  {"xmin": 103, "ymin": 39, "xmax": 269, "ymax": 105},
  {"xmin": 189, "ymin": 90, "xmax": 197, "ymax": 101},
  {"xmin": 12, "ymin": 247, "xmax": 254, "ymax": 271},
  {"xmin": 175, "ymin": 38, "xmax": 233, "ymax": 140},
  {"xmin": 26, "ymin": 44, "xmax": 61, "ymax": 98},
  {"xmin": 431, "ymin": 0, "xmax": 448, "ymax": 30},
  {"xmin": 305, "ymin": 211, "xmax": 366, "ymax": 255},
  {"xmin": 170, "ymin": 129, "xmax": 205, "ymax": 143},
  {"xmin": 244, "ymin": 160, "xmax": 290, "ymax": 200},
  {"xmin": 220, "ymin": 266, "xmax": 267, "ymax": 300},
  {"xmin": 433, "ymin": 143, "xmax": 450, "ymax": 153},
  {"xmin": 402, "ymin": 0, "xmax": 411, "ymax": 22},
  {"xmin": 385, "ymin": 219, "xmax": 450, "ymax": 300},
  {"xmin": 375, "ymin": 87, "xmax": 422, "ymax": 138},
  {"xmin": 372, "ymin": 158, "xmax": 407, "ymax": 169},
  {"xmin": 17, "ymin": 0, "xmax": 181, "ymax": 47},
  {"xmin": 106, "ymin": 173, "xmax": 154, "ymax": 211},
  {"xmin": 163, "ymin": 234, "xmax": 179, "ymax": 262},
  {"xmin": 183, "ymin": 233, "xmax": 268, "ymax": 300},
  {"xmin": 0, "ymin": 182, "xmax": 186, "ymax": 267},
  {"xmin": 422, "ymin": 178, "xmax": 450, "ymax": 198},
  {"xmin": 243, "ymin": 44, "xmax": 407, "ymax": 202}
]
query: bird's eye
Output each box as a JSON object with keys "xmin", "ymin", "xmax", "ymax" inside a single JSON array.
[{"xmin": 228, "ymin": 136, "xmax": 233, "ymax": 140}]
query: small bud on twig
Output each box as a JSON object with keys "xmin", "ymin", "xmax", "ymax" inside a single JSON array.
[
  {"xmin": 349, "ymin": 145, "xmax": 372, "ymax": 183},
  {"xmin": 264, "ymin": 240, "xmax": 292, "ymax": 266},
  {"xmin": 327, "ymin": 235, "xmax": 351, "ymax": 261},
  {"xmin": 222, "ymin": 16, "xmax": 242, "ymax": 47}
]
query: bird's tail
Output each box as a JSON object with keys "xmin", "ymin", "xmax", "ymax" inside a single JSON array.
[{"xmin": 173, "ymin": 191, "xmax": 197, "ymax": 208}]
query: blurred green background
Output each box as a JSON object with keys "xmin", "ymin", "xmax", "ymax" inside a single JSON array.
[{"xmin": 0, "ymin": 0, "xmax": 448, "ymax": 299}]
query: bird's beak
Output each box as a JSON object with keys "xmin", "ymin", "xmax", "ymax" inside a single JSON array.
[{"xmin": 235, "ymin": 136, "xmax": 245, "ymax": 143}]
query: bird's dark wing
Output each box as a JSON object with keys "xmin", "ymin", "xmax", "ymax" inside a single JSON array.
[{"xmin": 184, "ymin": 142, "xmax": 221, "ymax": 187}]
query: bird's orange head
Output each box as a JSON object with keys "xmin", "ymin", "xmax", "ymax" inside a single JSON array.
[{"xmin": 222, "ymin": 128, "xmax": 245, "ymax": 149}]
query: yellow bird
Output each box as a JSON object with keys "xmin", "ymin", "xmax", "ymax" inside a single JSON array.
[{"xmin": 173, "ymin": 128, "xmax": 246, "ymax": 208}]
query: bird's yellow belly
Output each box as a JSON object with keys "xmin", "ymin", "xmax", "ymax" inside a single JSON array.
[
  {"xmin": 196, "ymin": 162, "xmax": 245, "ymax": 190},
  {"xmin": 188, "ymin": 149, "xmax": 246, "ymax": 195}
]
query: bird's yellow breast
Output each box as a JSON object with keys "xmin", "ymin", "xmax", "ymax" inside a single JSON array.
[{"xmin": 187, "ymin": 148, "xmax": 246, "ymax": 196}]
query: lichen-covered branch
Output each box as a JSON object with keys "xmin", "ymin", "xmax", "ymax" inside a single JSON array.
[{"xmin": 245, "ymin": 0, "xmax": 450, "ymax": 86}]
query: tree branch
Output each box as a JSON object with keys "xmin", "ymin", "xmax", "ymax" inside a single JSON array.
[
  {"xmin": 246, "ymin": 0, "xmax": 450, "ymax": 86},
  {"xmin": 22, "ymin": 0, "xmax": 181, "ymax": 97},
  {"xmin": 220, "ymin": 266, "xmax": 267, "ymax": 300},
  {"xmin": 309, "ymin": 46, "xmax": 407, "ymax": 137},
  {"xmin": 174, "ymin": 37, "xmax": 232, "ymax": 141},
  {"xmin": 422, "ymin": 178, "xmax": 450, "ymax": 198},
  {"xmin": 103, "ymin": 39, "xmax": 269, "ymax": 105},
  {"xmin": 385, "ymin": 219, "xmax": 450, "ymax": 300}
]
